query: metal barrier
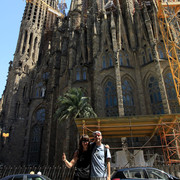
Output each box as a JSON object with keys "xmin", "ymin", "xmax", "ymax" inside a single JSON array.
[{"xmin": 0, "ymin": 164, "xmax": 180, "ymax": 179}]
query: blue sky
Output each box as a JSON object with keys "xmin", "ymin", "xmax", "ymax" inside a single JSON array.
[{"xmin": 0, "ymin": 0, "xmax": 71, "ymax": 98}]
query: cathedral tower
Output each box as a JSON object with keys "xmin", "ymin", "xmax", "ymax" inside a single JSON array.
[{"xmin": 0, "ymin": 0, "xmax": 61, "ymax": 165}]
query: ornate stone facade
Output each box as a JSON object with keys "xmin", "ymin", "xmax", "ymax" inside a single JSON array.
[{"xmin": 0, "ymin": 0, "xmax": 179, "ymax": 165}]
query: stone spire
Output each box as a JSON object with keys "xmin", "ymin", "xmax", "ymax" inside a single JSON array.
[
  {"xmin": 70, "ymin": 0, "xmax": 82, "ymax": 11},
  {"xmin": 69, "ymin": 0, "xmax": 82, "ymax": 30}
]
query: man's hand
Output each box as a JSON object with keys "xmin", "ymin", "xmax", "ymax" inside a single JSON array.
[
  {"xmin": 107, "ymin": 176, "xmax": 111, "ymax": 180},
  {"xmin": 105, "ymin": 144, "xmax": 110, "ymax": 149}
]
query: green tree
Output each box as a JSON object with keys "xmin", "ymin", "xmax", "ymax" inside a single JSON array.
[
  {"xmin": 55, "ymin": 88, "xmax": 97, "ymax": 156},
  {"xmin": 55, "ymin": 88, "xmax": 97, "ymax": 122}
]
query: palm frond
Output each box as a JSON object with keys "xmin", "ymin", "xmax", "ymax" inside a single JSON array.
[{"xmin": 55, "ymin": 88, "xmax": 97, "ymax": 123}]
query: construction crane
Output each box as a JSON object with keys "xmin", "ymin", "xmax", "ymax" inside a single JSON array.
[
  {"xmin": 58, "ymin": 0, "xmax": 67, "ymax": 15},
  {"xmin": 156, "ymin": 0, "xmax": 180, "ymax": 104},
  {"xmin": 26, "ymin": 0, "xmax": 65, "ymax": 18}
]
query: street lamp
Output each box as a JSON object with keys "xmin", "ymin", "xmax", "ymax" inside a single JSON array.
[
  {"xmin": 2, "ymin": 133, "xmax": 9, "ymax": 144},
  {"xmin": 0, "ymin": 124, "xmax": 9, "ymax": 144}
]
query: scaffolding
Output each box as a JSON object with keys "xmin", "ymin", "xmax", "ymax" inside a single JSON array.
[
  {"xmin": 156, "ymin": 0, "xmax": 180, "ymax": 104},
  {"xmin": 158, "ymin": 116, "xmax": 180, "ymax": 164},
  {"xmin": 75, "ymin": 114, "xmax": 180, "ymax": 164}
]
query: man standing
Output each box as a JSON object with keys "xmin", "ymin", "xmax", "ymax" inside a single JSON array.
[{"xmin": 91, "ymin": 131, "xmax": 111, "ymax": 180}]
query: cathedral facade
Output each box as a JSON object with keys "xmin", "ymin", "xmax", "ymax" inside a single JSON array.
[{"xmin": 0, "ymin": 0, "xmax": 179, "ymax": 165}]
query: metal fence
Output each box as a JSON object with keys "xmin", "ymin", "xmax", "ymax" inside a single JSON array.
[
  {"xmin": 0, "ymin": 165, "xmax": 75, "ymax": 180},
  {"xmin": 0, "ymin": 164, "xmax": 180, "ymax": 180}
]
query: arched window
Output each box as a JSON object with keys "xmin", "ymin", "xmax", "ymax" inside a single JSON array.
[
  {"xmin": 35, "ymin": 82, "xmax": 45, "ymax": 98},
  {"xmin": 122, "ymin": 80, "xmax": 135, "ymax": 116},
  {"xmin": 125, "ymin": 54, "xmax": 130, "ymax": 66},
  {"xmin": 102, "ymin": 56, "xmax": 106, "ymax": 69},
  {"xmin": 109, "ymin": 54, "xmax": 113, "ymax": 67},
  {"xmin": 83, "ymin": 68, "xmax": 87, "ymax": 80},
  {"xmin": 28, "ymin": 108, "xmax": 45, "ymax": 165},
  {"xmin": 28, "ymin": 125, "xmax": 42, "ymax": 165},
  {"xmin": 104, "ymin": 81, "xmax": 118, "ymax": 117},
  {"xmin": 142, "ymin": 51, "xmax": 146, "ymax": 64},
  {"xmin": 148, "ymin": 76, "xmax": 164, "ymax": 114},
  {"xmin": 119, "ymin": 54, "xmax": 123, "ymax": 65},
  {"xmin": 76, "ymin": 68, "xmax": 80, "ymax": 80},
  {"xmin": 164, "ymin": 73, "xmax": 180, "ymax": 113},
  {"xmin": 42, "ymin": 72, "xmax": 49, "ymax": 80},
  {"xmin": 148, "ymin": 49, "xmax": 153, "ymax": 62},
  {"xmin": 36, "ymin": 108, "xmax": 45, "ymax": 123},
  {"xmin": 158, "ymin": 45, "xmax": 164, "ymax": 59}
]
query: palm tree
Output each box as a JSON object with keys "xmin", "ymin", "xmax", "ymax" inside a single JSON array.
[{"xmin": 55, "ymin": 88, "xmax": 97, "ymax": 157}]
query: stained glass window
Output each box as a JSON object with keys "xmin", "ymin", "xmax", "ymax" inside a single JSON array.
[
  {"xmin": 122, "ymin": 80, "xmax": 135, "ymax": 116},
  {"xmin": 36, "ymin": 108, "xmax": 45, "ymax": 123},
  {"xmin": 83, "ymin": 68, "xmax": 87, "ymax": 80},
  {"xmin": 164, "ymin": 73, "xmax": 180, "ymax": 113},
  {"xmin": 35, "ymin": 82, "xmax": 43, "ymax": 97},
  {"xmin": 35, "ymin": 82, "xmax": 46, "ymax": 98},
  {"xmin": 104, "ymin": 81, "xmax": 118, "ymax": 117},
  {"xmin": 142, "ymin": 51, "xmax": 146, "ymax": 64},
  {"xmin": 76, "ymin": 68, "xmax": 80, "ymax": 80},
  {"xmin": 148, "ymin": 49, "xmax": 153, "ymax": 62},
  {"xmin": 42, "ymin": 72, "xmax": 49, "ymax": 80},
  {"xmin": 109, "ymin": 54, "xmax": 113, "ymax": 67},
  {"xmin": 148, "ymin": 76, "xmax": 164, "ymax": 114},
  {"xmin": 126, "ymin": 54, "xmax": 130, "ymax": 66},
  {"xmin": 102, "ymin": 56, "xmax": 106, "ymax": 69},
  {"xmin": 158, "ymin": 46, "xmax": 164, "ymax": 59},
  {"xmin": 119, "ymin": 54, "xmax": 123, "ymax": 65},
  {"xmin": 28, "ymin": 125, "xmax": 42, "ymax": 165},
  {"xmin": 28, "ymin": 108, "xmax": 45, "ymax": 165}
]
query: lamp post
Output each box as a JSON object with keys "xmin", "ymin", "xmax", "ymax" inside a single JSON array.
[
  {"xmin": 2, "ymin": 133, "xmax": 9, "ymax": 144},
  {"xmin": 0, "ymin": 124, "xmax": 9, "ymax": 144}
]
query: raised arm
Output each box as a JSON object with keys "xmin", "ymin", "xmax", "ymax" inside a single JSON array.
[{"xmin": 62, "ymin": 151, "xmax": 78, "ymax": 168}]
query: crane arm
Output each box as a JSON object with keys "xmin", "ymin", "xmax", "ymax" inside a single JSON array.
[
  {"xmin": 26, "ymin": 0, "xmax": 64, "ymax": 18},
  {"xmin": 156, "ymin": 0, "xmax": 180, "ymax": 104}
]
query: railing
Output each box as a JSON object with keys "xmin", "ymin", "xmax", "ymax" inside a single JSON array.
[
  {"xmin": 0, "ymin": 165, "xmax": 75, "ymax": 180},
  {"xmin": 0, "ymin": 164, "xmax": 180, "ymax": 179}
]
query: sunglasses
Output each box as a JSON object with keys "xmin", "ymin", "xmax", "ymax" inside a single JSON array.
[
  {"xmin": 82, "ymin": 139, "xmax": 89, "ymax": 142},
  {"xmin": 94, "ymin": 134, "xmax": 101, "ymax": 137}
]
